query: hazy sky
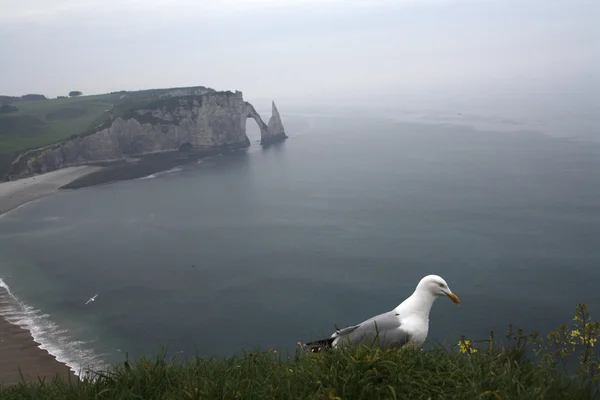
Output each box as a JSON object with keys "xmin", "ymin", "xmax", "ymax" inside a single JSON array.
[{"xmin": 1, "ymin": 0, "xmax": 598, "ymax": 103}]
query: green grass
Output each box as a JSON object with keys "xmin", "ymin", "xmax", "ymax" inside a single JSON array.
[
  {"xmin": 0, "ymin": 345, "xmax": 593, "ymax": 400},
  {"xmin": 0, "ymin": 94, "xmax": 122, "ymax": 178},
  {"xmin": 1, "ymin": 305, "xmax": 599, "ymax": 399}
]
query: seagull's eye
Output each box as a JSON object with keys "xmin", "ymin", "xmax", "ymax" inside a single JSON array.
[{"xmin": 438, "ymin": 283, "xmax": 445, "ymax": 288}]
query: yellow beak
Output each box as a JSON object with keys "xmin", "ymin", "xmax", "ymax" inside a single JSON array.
[{"xmin": 446, "ymin": 293, "xmax": 460, "ymax": 304}]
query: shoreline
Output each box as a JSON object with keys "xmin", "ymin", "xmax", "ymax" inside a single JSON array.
[
  {"xmin": 0, "ymin": 314, "xmax": 77, "ymax": 387},
  {"xmin": 0, "ymin": 166, "xmax": 104, "ymax": 386},
  {"xmin": 0, "ymin": 166, "xmax": 102, "ymax": 217}
]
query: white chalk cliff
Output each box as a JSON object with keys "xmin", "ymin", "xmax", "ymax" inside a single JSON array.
[{"xmin": 10, "ymin": 90, "xmax": 287, "ymax": 178}]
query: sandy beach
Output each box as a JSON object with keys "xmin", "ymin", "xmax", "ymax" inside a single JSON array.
[
  {"xmin": 0, "ymin": 315, "xmax": 77, "ymax": 387},
  {"xmin": 0, "ymin": 166, "xmax": 102, "ymax": 216}
]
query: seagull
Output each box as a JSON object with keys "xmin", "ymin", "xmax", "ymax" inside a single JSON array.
[
  {"xmin": 305, "ymin": 275, "xmax": 460, "ymax": 352},
  {"xmin": 85, "ymin": 293, "xmax": 99, "ymax": 305}
]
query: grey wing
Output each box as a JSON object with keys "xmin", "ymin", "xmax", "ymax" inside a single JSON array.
[{"xmin": 333, "ymin": 311, "xmax": 410, "ymax": 348}]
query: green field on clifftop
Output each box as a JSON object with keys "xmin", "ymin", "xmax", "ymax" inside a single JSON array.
[
  {"xmin": 0, "ymin": 86, "xmax": 215, "ymax": 179},
  {"xmin": 0, "ymin": 94, "xmax": 122, "ymax": 178}
]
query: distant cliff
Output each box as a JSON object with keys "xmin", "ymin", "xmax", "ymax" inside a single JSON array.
[{"xmin": 9, "ymin": 90, "xmax": 287, "ymax": 178}]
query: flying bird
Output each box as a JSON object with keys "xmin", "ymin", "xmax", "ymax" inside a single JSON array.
[
  {"xmin": 305, "ymin": 275, "xmax": 460, "ymax": 352},
  {"xmin": 85, "ymin": 293, "xmax": 99, "ymax": 305}
]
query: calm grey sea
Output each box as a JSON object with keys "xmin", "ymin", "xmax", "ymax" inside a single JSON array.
[{"xmin": 1, "ymin": 111, "xmax": 599, "ymax": 373}]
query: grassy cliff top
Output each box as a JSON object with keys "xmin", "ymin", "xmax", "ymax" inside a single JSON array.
[
  {"xmin": 0, "ymin": 93, "xmax": 122, "ymax": 178},
  {"xmin": 0, "ymin": 86, "xmax": 229, "ymax": 179},
  {"xmin": 0, "ymin": 344, "xmax": 592, "ymax": 400}
]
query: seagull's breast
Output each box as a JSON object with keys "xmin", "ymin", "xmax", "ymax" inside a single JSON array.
[{"xmin": 400, "ymin": 315, "xmax": 429, "ymax": 345}]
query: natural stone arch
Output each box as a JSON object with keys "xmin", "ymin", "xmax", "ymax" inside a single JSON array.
[{"xmin": 243, "ymin": 101, "xmax": 287, "ymax": 145}]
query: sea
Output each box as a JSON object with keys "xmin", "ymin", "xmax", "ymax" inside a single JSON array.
[{"xmin": 1, "ymin": 102, "xmax": 599, "ymax": 375}]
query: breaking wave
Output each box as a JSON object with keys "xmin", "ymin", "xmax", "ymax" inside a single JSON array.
[
  {"xmin": 138, "ymin": 166, "xmax": 184, "ymax": 180},
  {"xmin": 0, "ymin": 277, "xmax": 107, "ymax": 377}
]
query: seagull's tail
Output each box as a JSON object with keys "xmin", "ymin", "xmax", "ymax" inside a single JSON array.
[{"xmin": 304, "ymin": 337, "xmax": 336, "ymax": 353}]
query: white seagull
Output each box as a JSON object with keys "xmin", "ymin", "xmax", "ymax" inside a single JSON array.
[
  {"xmin": 305, "ymin": 275, "xmax": 460, "ymax": 352},
  {"xmin": 85, "ymin": 293, "xmax": 99, "ymax": 305}
]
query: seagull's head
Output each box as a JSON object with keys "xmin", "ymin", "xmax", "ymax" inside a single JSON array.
[{"xmin": 417, "ymin": 275, "xmax": 460, "ymax": 304}]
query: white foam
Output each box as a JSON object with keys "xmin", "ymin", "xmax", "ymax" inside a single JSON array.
[
  {"xmin": 164, "ymin": 166, "xmax": 183, "ymax": 174},
  {"xmin": 137, "ymin": 166, "xmax": 183, "ymax": 180},
  {"xmin": 0, "ymin": 277, "xmax": 107, "ymax": 377}
]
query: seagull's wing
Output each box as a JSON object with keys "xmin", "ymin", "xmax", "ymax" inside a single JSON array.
[
  {"xmin": 306, "ymin": 310, "xmax": 411, "ymax": 352},
  {"xmin": 85, "ymin": 293, "xmax": 99, "ymax": 304},
  {"xmin": 333, "ymin": 310, "xmax": 410, "ymax": 348}
]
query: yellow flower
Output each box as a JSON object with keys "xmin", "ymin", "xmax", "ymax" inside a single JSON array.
[
  {"xmin": 570, "ymin": 330, "xmax": 581, "ymax": 338},
  {"xmin": 458, "ymin": 338, "xmax": 475, "ymax": 354}
]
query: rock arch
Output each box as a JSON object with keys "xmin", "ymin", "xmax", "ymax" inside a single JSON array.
[{"xmin": 243, "ymin": 100, "xmax": 288, "ymax": 145}]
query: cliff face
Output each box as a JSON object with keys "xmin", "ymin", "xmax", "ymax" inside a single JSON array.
[{"xmin": 10, "ymin": 91, "xmax": 287, "ymax": 178}]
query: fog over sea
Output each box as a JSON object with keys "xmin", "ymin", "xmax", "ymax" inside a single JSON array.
[{"xmin": 1, "ymin": 102, "xmax": 599, "ymax": 374}]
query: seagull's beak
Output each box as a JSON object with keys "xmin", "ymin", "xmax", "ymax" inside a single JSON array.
[{"xmin": 446, "ymin": 293, "xmax": 460, "ymax": 304}]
